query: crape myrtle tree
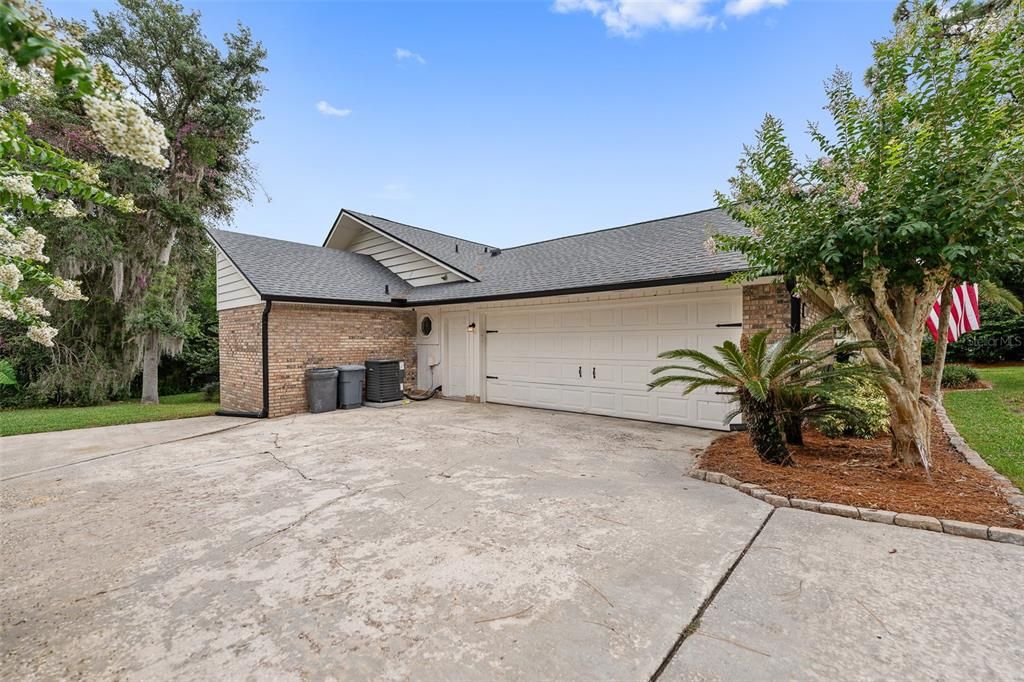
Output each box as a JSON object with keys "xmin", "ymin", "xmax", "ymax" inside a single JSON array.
[
  {"xmin": 713, "ymin": 0, "xmax": 1024, "ymax": 468},
  {"xmin": 0, "ymin": 0, "xmax": 167, "ymax": 350},
  {"xmin": 79, "ymin": 0, "xmax": 266, "ymax": 403}
]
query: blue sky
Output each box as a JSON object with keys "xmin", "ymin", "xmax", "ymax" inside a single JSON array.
[{"xmin": 52, "ymin": 1, "xmax": 896, "ymax": 247}]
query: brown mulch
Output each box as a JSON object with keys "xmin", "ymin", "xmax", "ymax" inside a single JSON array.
[{"xmin": 701, "ymin": 413, "xmax": 1024, "ymax": 529}]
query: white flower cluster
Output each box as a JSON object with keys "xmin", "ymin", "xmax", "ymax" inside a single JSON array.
[
  {"xmin": 112, "ymin": 194, "xmax": 139, "ymax": 214},
  {"xmin": 72, "ymin": 162, "xmax": 102, "ymax": 186},
  {"xmin": 0, "ymin": 224, "xmax": 48, "ymax": 262},
  {"xmin": 27, "ymin": 322, "xmax": 58, "ymax": 347},
  {"xmin": 83, "ymin": 95, "xmax": 169, "ymax": 170},
  {"xmin": 0, "ymin": 299, "xmax": 15, "ymax": 320},
  {"xmin": 0, "ymin": 262, "xmax": 22, "ymax": 290},
  {"xmin": 49, "ymin": 198, "xmax": 82, "ymax": 218},
  {"xmin": 18, "ymin": 296, "xmax": 49, "ymax": 317},
  {"xmin": 703, "ymin": 235, "xmax": 718, "ymax": 255},
  {"xmin": 49, "ymin": 277, "xmax": 88, "ymax": 301},
  {"xmin": 0, "ymin": 173, "xmax": 37, "ymax": 198}
]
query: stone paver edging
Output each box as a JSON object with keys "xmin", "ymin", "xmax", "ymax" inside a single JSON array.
[
  {"xmin": 932, "ymin": 401, "xmax": 1024, "ymax": 514},
  {"xmin": 691, "ymin": 468, "xmax": 1024, "ymax": 547}
]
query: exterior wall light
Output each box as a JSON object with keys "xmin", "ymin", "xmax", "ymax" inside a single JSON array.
[{"xmin": 466, "ymin": 322, "xmax": 477, "ymax": 332}]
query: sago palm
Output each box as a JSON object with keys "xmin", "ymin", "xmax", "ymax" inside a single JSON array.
[{"xmin": 648, "ymin": 314, "xmax": 878, "ymax": 466}]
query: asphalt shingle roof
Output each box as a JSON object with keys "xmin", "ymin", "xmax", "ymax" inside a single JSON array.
[
  {"xmin": 208, "ymin": 228, "xmax": 409, "ymax": 303},
  {"xmin": 212, "ymin": 208, "xmax": 750, "ymax": 306}
]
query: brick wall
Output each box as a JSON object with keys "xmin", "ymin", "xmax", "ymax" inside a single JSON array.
[
  {"xmin": 742, "ymin": 281, "xmax": 835, "ymax": 345},
  {"xmin": 265, "ymin": 303, "xmax": 417, "ymax": 417},
  {"xmin": 218, "ymin": 303, "xmax": 265, "ymax": 414},
  {"xmin": 742, "ymin": 282, "xmax": 794, "ymax": 344}
]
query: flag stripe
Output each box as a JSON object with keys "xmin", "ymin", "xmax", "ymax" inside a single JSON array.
[{"xmin": 926, "ymin": 282, "xmax": 980, "ymax": 343}]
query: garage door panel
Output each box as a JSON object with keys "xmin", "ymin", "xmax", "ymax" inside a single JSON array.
[
  {"xmin": 483, "ymin": 292, "xmax": 741, "ymax": 429},
  {"xmin": 589, "ymin": 335, "xmax": 617, "ymax": 356}
]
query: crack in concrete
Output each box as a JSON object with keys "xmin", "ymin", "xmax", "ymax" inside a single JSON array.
[
  {"xmin": 650, "ymin": 508, "xmax": 776, "ymax": 681},
  {"xmin": 243, "ymin": 491, "xmax": 353, "ymax": 554},
  {"xmin": 265, "ymin": 451, "xmax": 332, "ymax": 485}
]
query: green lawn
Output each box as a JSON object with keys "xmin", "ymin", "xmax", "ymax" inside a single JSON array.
[
  {"xmin": 944, "ymin": 366, "xmax": 1024, "ymax": 491},
  {"xmin": 0, "ymin": 392, "xmax": 220, "ymax": 437}
]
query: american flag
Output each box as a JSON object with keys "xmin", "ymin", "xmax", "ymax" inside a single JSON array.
[{"xmin": 926, "ymin": 282, "xmax": 980, "ymax": 343}]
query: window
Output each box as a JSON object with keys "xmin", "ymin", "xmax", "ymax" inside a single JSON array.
[{"xmin": 420, "ymin": 315, "xmax": 433, "ymax": 337}]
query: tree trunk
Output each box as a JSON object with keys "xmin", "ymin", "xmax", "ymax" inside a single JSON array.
[
  {"xmin": 139, "ymin": 227, "xmax": 178, "ymax": 405},
  {"xmin": 741, "ymin": 396, "xmax": 793, "ymax": 466},
  {"xmin": 931, "ymin": 284, "xmax": 953, "ymax": 403},
  {"xmin": 141, "ymin": 330, "xmax": 160, "ymax": 404},
  {"xmin": 783, "ymin": 415, "xmax": 804, "ymax": 445},
  {"xmin": 887, "ymin": 389, "xmax": 932, "ymax": 468}
]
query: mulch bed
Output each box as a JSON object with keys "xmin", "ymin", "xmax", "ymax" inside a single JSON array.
[{"xmin": 701, "ymin": 413, "xmax": 1024, "ymax": 529}]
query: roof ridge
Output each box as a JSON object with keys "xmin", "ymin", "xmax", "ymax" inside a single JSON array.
[
  {"xmin": 501, "ymin": 206, "xmax": 724, "ymax": 252},
  {"xmin": 347, "ymin": 210, "xmax": 495, "ymax": 249},
  {"xmin": 208, "ymin": 227, "xmax": 322, "ymax": 250}
]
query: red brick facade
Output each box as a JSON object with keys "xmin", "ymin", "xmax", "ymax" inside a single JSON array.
[
  {"xmin": 266, "ymin": 303, "xmax": 416, "ymax": 417},
  {"xmin": 741, "ymin": 281, "xmax": 831, "ymax": 344},
  {"xmin": 217, "ymin": 302, "xmax": 417, "ymax": 418},
  {"xmin": 218, "ymin": 304, "xmax": 265, "ymax": 414}
]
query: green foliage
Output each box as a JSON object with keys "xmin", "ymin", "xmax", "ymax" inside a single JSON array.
[
  {"xmin": 945, "ymin": 366, "xmax": 1024, "ymax": 490},
  {"xmin": 201, "ymin": 380, "xmax": 219, "ymax": 402},
  {"xmin": 0, "ymin": 357, "xmax": 15, "ymax": 385},
  {"xmin": 650, "ymin": 314, "xmax": 880, "ymax": 465},
  {"xmin": 0, "ymin": 390, "xmax": 218, "ymax": 436},
  {"xmin": 814, "ymin": 372, "xmax": 891, "ymax": 439},
  {"xmin": 925, "ymin": 362, "xmax": 980, "ymax": 389}
]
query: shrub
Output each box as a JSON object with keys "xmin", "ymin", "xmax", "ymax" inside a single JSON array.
[
  {"xmin": 814, "ymin": 373, "xmax": 890, "ymax": 439},
  {"xmin": 201, "ymin": 381, "xmax": 220, "ymax": 402},
  {"xmin": 927, "ymin": 363, "xmax": 980, "ymax": 389}
]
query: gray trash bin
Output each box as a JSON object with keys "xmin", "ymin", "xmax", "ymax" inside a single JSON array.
[
  {"xmin": 337, "ymin": 364, "xmax": 365, "ymax": 409},
  {"xmin": 305, "ymin": 367, "xmax": 338, "ymax": 413}
]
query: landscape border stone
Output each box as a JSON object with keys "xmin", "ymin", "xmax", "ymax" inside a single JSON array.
[
  {"xmin": 693, "ymin": 467, "xmax": 1024, "ymax": 547},
  {"xmin": 932, "ymin": 402, "xmax": 1024, "ymax": 516}
]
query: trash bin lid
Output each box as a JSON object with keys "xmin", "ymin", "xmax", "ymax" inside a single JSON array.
[
  {"xmin": 337, "ymin": 364, "xmax": 365, "ymax": 371},
  {"xmin": 306, "ymin": 367, "xmax": 339, "ymax": 376}
]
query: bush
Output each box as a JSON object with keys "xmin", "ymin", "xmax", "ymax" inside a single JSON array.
[
  {"xmin": 921, "ymin": 299, "xmax": 1024, "ymax": 364},
  {"xmin": 201, "ymin": 381, "xmax": 220, "ymax": 402},
  {"xmin": 813, "ymin": 372, "xmax": 890, "ymax": 439},
  {"xmin": 926, "ymin": 363, "xmax": 980, "ymax": 388}
]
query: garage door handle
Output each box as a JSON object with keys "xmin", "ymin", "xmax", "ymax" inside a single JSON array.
[
  {"xmin": 578, "ymin": 366, "xmax": 582, "ymax": 378},
  {"xmin": 716, "ymin": 322, "xmax": 742, "ymax": 328},
  {"xmin": 592, "ymin": 367, "xmax": 596, "ymax": 379}
]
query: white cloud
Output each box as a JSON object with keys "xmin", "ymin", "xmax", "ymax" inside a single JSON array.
[
  {"xmin": 316, "ymin": 100, "xmax": 351, "ymax": 118},
  {"xmin": 377, "ymin": 182, "xmax": 413, "ymax": 201},
  {"xmin": 553, "ymin": 0, "xmax": 716, "ymax": 36},
  {"xmin": 395, "ymin": 48, "xmax": 426, "ymax": 64},
  {"xmin": 554, "ymin": 0, "xmax": 786, "ymax": 35},
  {"xmin": 724, "ymin": 0, "xmax": 786, "ymax": 18}
]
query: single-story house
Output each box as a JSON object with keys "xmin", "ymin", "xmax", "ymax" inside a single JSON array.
[{"xmin": 208, "ymin": 207, "xmax": 823, "ymax": 429}]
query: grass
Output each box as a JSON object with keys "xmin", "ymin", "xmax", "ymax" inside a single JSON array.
[
  {"xmin": 0, "ymin": 392, "xmax": 220, "ymax": 437},
  {"xmin": 944, "ymin": 366, "xmax": 1024, "ymax": 491}
]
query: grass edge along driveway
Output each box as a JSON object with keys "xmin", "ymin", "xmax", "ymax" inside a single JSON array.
[
  {"xmin": 1, "ymin": 392, "xmax": 219, "ymax": 437},
  {"xmin": 944, "ymin": 366, "xmax": 1023, "ymax": 491}
]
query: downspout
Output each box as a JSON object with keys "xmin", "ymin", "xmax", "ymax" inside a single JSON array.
[
  {"xmin": 215, "ymin": 299, "xmax": 272, "ymax": 419},
  {"xmin": 261, "ymin": 300, "xmax": 272, "ymax": 418}
]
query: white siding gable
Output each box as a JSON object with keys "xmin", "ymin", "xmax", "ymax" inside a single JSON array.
[
  {"xmin": 348, "ymin": 226, "xmax": 468, "ymax": 287},
  {"xmin": 215, "ymin": 246, "xmax": 260, "ymax": 311}
]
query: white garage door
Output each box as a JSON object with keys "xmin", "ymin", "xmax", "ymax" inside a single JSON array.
[{"xmin": 483, "ymin": 292, "xmax": 742, "ymax": 430}]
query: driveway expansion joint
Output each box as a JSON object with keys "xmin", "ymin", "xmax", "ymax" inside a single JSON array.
[
  {"xmin": 691, "ymin": 468, "xmax": 1024, "ymax": 546},
  {"xmin": 650, "ymin": 508, "xmax": 777, "ymax": 681}
]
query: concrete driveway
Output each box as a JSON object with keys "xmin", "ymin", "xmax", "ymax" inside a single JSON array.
[{"xmin": 2, "ymin": 401, "xmax": 1021, "ymax": 680}]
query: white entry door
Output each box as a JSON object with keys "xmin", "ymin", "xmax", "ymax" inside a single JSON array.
[
  {"xmin": 444, "ymin": 311, "xmax": 469, "ymax": 398},
  {"xmin": 483, "ymin": 292, "xmax": 742, "ymax": 429}
]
